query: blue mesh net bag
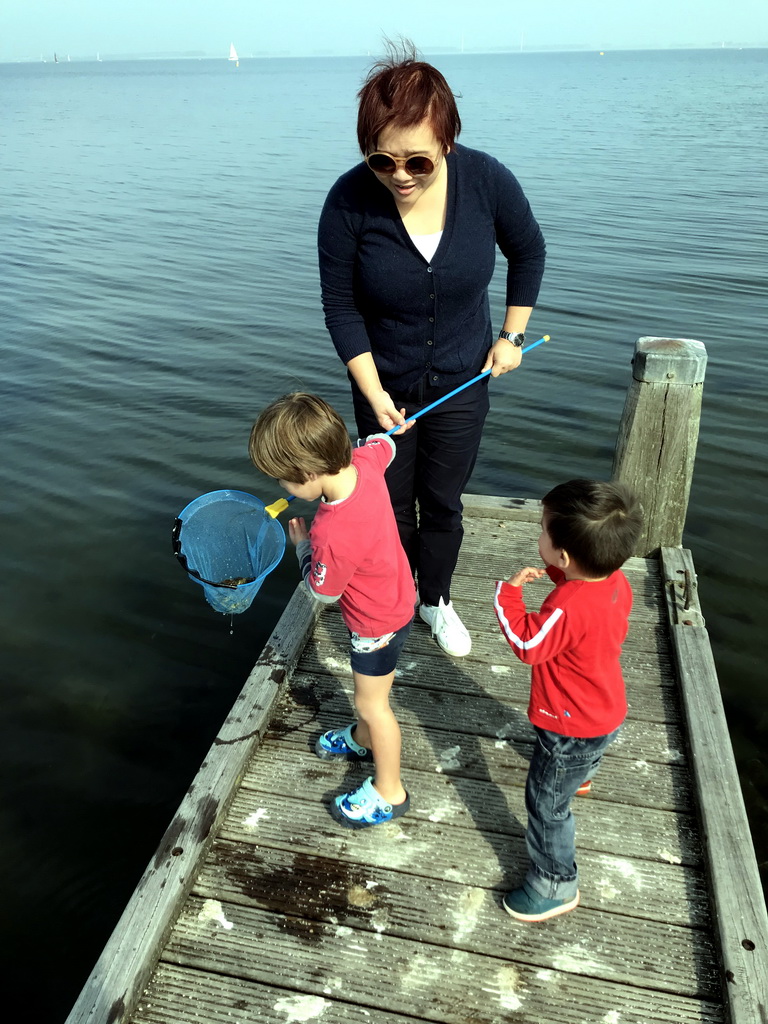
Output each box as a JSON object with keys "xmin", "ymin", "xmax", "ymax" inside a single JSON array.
[{"xmin": 172, "ymin": 489, "xmax": 286, "ymax": 614}]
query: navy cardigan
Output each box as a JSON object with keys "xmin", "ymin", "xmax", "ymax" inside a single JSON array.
[{"xmin": 318, "ymin": 144, "xmax": 546, "ymax": 392}]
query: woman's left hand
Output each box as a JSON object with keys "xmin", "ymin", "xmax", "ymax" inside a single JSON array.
[{"xmin": 482, "ymin": 339, "xmax": 523, "ymax": 377}]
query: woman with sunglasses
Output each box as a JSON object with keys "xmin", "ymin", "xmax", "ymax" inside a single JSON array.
[{"xmin": 318, "ymin": 41, "xmax": 546, "ymax": 657}]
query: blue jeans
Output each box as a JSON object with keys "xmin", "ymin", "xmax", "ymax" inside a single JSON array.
[{"xmin": 524, "ymin": 725, "xmax": 621, "ymax": 900}]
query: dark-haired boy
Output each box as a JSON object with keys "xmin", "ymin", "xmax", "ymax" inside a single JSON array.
[{"xmin": 494, "ymin": 479, "xmax": 642, "ymax": 922}]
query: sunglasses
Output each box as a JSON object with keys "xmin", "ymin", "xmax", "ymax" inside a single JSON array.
[{"xmin": 366, "ymin": 152, "xmax": 435, "ymax": 176}]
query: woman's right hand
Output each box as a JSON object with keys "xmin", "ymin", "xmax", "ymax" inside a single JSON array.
[{"xmin": 368, "ymin": 389, "xmax": 412, "ymax": 434}]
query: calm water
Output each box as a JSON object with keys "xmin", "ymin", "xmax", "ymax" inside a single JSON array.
[{"xmin": 2, "ymin": 49, "xmax": 766, "ymax": 1021}]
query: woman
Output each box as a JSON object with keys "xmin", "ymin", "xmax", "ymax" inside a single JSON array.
[{"xmin": 318, "ymin": 42, "xmax": 545, "ymax": 657}]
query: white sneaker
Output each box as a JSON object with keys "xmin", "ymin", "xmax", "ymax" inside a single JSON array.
[{"xmin": 419, "ymin": 597, "xmax": 472, "ymax": 657}]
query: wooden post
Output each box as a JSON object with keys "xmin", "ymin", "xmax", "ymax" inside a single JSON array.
[{"xmin": 612, "ymin": 337, "xmax": 707, "ymax": 556}]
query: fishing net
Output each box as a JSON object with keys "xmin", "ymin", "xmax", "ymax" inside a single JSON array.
[{"xmin": 172, "ymin": 489, "xmax": 286, "ymax": 614}]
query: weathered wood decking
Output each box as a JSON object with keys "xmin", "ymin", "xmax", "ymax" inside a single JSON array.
[{"xmin": 68, "ymin": 496, "xmax": 768, "ymax": 1024}]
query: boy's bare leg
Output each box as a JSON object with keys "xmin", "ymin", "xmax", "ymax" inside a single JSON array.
[{"xmin": 351, "ymin": 670, "xmax": 407, "ymax": 805}]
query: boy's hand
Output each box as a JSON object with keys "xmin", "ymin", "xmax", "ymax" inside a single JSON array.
[
  {"xmin": 288, "ymin": 517, "xmax": 309, "ymax": 546},
  {"xmin": 507, "ymin": 566, "xmax": 546, "ymax": 587}
]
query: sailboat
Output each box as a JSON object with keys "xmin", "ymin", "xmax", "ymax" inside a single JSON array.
[
  {"xmin": 228, "ymin": 42, "xmax": 239, "ymax": 68},
  {"xmin": 54, "ymin": 52, "xmax": 58, "ymax": 63}
]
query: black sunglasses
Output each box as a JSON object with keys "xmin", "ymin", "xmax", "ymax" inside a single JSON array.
[{"xmin": 366, "ymin": 152, "xmax": 435, "ymax": 176}]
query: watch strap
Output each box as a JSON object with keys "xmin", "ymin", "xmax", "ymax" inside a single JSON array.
[{"xmin": 498, "ymin": 330, "xmax": 525, "ymax": 347}]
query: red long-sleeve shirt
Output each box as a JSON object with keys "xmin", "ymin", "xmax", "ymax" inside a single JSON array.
[{"xmin": 494, "ymin": 565, "xmax": 632, "ymax": 737}]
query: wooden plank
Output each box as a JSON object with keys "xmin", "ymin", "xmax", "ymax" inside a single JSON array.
[
  {"xmin": 454, "ymin": 539, "xmax": 664, "ymax": 599},
  {"xmin": 447, "ymin": 567, "xmax": 671, "ymax": 627},
  {"xmin": 162, "ymin": 896, "xmax": 725, "ymax": 1024},
  {"xmin": 196, "ymin": 840, "xmax": 720, "ymax": 998},
  {"xmin": 266, "ymin": 708, "xmax": 696, "ymax": 816},
  {"xmin": 241, "ymin": 738, "xmax": 703, "ymax": 867},
  {"xmin": 219, "ymin": 786, "xmax": 712, "ymax": 927},
  {"xmin": 302, "ymin": 631, "xmax": 681, "ymax": 717},
  {"xmin": 66, "ymin": 585, "xmax": 319, "ymax": 1024},
  {"xmin": 461, "ymin": 493, "xmax": 542, "ymax": 521},
  {"xmin": 661, "ymin": 547, "xmax": 768, "ymax": 1024},
  {"xmin": 131, "ymin": 963, "xmax": 424, "ymax": 1024},
  {"xmin": 306, "ymin": 608, "xmax": 675, "ymax": 683},
  {"xmin": 281, "ymin": 669, "xmax": 691, "ymax": 771}
]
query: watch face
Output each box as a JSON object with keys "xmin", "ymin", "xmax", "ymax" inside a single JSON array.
[{"xmin": 500, "ymin": 330, "xmax": 524, "ymax": 346}]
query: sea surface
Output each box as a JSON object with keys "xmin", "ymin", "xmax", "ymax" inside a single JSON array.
[{"xmin": 1, "ymin": 49, "xmax": 766, "ymax": 1022}]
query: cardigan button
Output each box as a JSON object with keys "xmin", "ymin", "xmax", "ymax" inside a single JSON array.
[
  {"xmin": 427, "ymin": 340, "xmax": 433, "ymax": 345},
  {"xmin": 427, "ymin": 266, "xmax": 433, "ymax": 273},
  {"xmin": 429, "ymin": 293, "xmax": 435, "ymax": 299},
  {"xmin": 432, "ymin": 375, "xmax": 438, "ymax": 381},
  {"xmin": 428, "ymin": 317, "xmax": 434, "ymax": 323}
]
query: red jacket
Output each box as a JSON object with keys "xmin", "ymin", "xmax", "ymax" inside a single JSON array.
[{"xmin": 494, "ymin": 565, "xmax": 632, "ymax": 737}]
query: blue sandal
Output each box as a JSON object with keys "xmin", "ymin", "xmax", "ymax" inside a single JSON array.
[
  {"xmin": 315, "ymin": 722, "xmax": 373, "ymax": 762},
  {"xmin": 330, "ymin": 776, "xmax": 410, "ymax": 830}
]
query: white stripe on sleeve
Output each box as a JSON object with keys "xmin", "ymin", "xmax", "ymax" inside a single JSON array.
[{"xmin": 494, "ymin": 581, "xmax": 564, "ymax": 650}]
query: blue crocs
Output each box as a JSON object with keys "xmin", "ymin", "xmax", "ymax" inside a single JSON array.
[
  {"xmin": 503, "ymin": 882, "xmax": 580, "ymax": 922},
  {"xmin": 315, "ymin": 722, "xmax": 373, "ymax": 762},
  {"xmin": 330, "ymin": 776, "xmax": 409, "ymax": 830}
]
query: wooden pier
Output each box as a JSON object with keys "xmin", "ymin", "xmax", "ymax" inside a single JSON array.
[{"xmin": 67, "ymin": 341, "xmax": 768, "ymax": 1024}]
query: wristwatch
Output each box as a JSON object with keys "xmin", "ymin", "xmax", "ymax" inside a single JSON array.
[{"xmin": 498, "ymin": 330, "xmax": 525, "ymax": 347}]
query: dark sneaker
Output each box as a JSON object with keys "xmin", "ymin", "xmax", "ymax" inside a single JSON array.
[
  {"xmin": 330, "ymin": 776, "xmax": 409, "ymax": 830},
  {"xmin": 576, "ymin": 780, "xmax": 592, "ymax": 796},
  {"xmin": 503, "ymin": 882, "xmax": 580, "ymax": 922},
  {"xmin": 315, "ymin": 722, "xmax": 373, "ymax": 762}
]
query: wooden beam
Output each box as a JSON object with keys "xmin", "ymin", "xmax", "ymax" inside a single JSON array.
[
  {"xmin": 65, "ymin": 585, "xmax": 318, "ymax": 1024},
  {"xmin": 661, "ymin": 547, "xmax": 768, "ymax": 1024},
  {"xmin": 613, "ymin": 337, "xmax": 707, "ymax": 555}
]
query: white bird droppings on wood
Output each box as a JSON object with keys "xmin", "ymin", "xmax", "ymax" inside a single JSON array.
[
  {"xmin": 243, "ymin": 808, "xmax": 269, "ymax": 828},
  {"xmin": 451, "ymin": 886, "xmax": 485, "ymax": 943},
  {"xmin": 273, "ymin": 994, "xmax": 330, "ymax": 1022},
  {"xmin": 483, "ymin": 964, "xmax": 524, "ymax": 1012},
  {"xmin": 658, "ymin": 848, "xmax": 682, "ymax": 864},
  {"xmin": 552, "ymin": 943, "xmax": 610, "ymax": 974},
  {"xmin": 438, "ymin": 745, "xmax": 461, "ymax": 770},
  {"xmin": 197, "ymin": 899, "xmax": 233, "ymax": 931},
  {"xmin": 416, "ymin": 805, "xmax": 453, "ymax": 822}
]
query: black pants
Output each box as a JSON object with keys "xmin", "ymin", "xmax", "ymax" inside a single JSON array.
[{"xmin": 352, "ymin": 376, "xmax": 490, "ymax": 607}]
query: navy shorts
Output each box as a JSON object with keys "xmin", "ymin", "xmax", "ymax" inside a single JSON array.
[{"xmin": 349, "ymin": 618, "xmax": 413, "ymax": 676}]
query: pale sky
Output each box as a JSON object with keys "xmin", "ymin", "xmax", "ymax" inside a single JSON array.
[{"xmin": 2, "ymin": 0, "xmax": 767, "ymax": 61}]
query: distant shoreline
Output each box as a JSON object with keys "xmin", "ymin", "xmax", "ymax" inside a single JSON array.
[{"xmin": 3, "ymin": 44, "xmax": 766, "ymax": 65}]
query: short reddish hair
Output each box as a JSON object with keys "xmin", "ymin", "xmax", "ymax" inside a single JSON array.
[{"xmin": 357, "ymin": 39, "xmax": 461, "ymax": 155}]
